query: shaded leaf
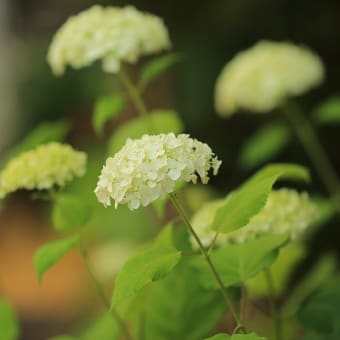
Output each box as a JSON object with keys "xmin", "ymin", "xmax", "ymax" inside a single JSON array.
[
  {"xmin": 212, "ymin": 163, "xmax": 310, "ymax": 233},
  {"xmin": 108, "ymin": 110, "xmax": 183, "ymax": 154},
  {"xmin": 205, "ymin": 333, "xmax": 267, "ymax": 340},
  {"xmin": 34, "ymin": 235, "xmax": 80, "ymax": 282},
  {"xmin": 313, "ymin": 96, "xmax": 340, "ymax": 124},
  {"xmin": 93, "ymin": 94, "xmax": 124, "ymax": 135},
  {"xmin": 81, "ymin": 313, "xmax": 120, "ymax": 340},
  {"xmin": 0, "ymin": 299, "xmax": 19, "ymax": 340},
  {"xmin": 48, "ymin": 336, "xmax": 76, "ymax": 340},
  {"xmin": 191, "ymin": 234, "xmax": 287, "ymax": 289},
  {"xmin": 238, "ymin": 123, "xmax": 291, "ymax": 170}
]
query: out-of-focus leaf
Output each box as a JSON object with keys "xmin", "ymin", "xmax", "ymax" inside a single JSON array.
[
  {"xmin": 34, "ymin": 235, "xmax": 80, "ymax": 282},
  {"xmin": 0, "ymin": 299, "xmax": 19, "ymax": 340},
  {"xmin": 313, "ymin": 96, "xmax": 340, "ymax": 124},
  {"xmin": 81, "ymin": 313, "xmax": 120, "ymax": 340},
  {"xmin": 52, "ymin": 193, "xmax": 92, "ymax": 232},
  {"xmin": 93, "ymin": 94, "xmax": 124, "ymax": 135},
  {"xmin": 238, "ymin": 123, "xmax": 291, "ymax": 170},
  {"xmin": 48, "ymin": 336, "xmax": 76, "ymax": 340},
  {"xmin": 145, "ymin": 260, "xmax": 225, "ymax": 340},
  {"xmin": 140, "ymin": 53, "xmax": 182, "ymax": 89},
  {"xmin": 205, "ymin": 333, "xmax": 267, "ymax": 340},
  {"xmin": 108, "ymin": 110, "xmax": 183, "ymax": 154},
  {"xmin": 191, "ymin": 234, "xmax": 287, "ymax": 289},
  {"xmin": 212, "ymin": 163, "xmax": 310, "ymax": 233},
  {"xmin": 111, "ymin": 226, "xmax": 181, "ymax": 314}
]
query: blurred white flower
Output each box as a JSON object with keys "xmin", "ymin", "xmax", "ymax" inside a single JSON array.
[
  {"xmin": 0, "ymin": 142, "xmax": 87, "ymax": 198},
  {"xmin": 215, "ymin": 41, "xmax": 324, "ymax": 116},
  {"xmin": 190, "ymin": 189, "xmax": 318, "ymax": 249},
  {"xmin": 47, "ymin": 5, "xmax": 171, "ymax": 76},
  {"xmin": 95, "ymin": 133, "xmax": 221, "ymax": 210}
]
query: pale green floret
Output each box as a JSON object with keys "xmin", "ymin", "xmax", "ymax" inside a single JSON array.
[
  {"xmin": 0, "ymin": 143, "xmax": 87, "ymax": 198},
  {"xmin": 47, "ymin": 5, "xmax": 171, "ymax": 76},
  {"xmin": 95, "ymin": 133, "xmax": 221, "ymax": 210},
  {"xmin": 215, "ymin": 40, "xmax": 324, "ymax": 116},
  {"xmin": 190, "ymin": 189, "xmax": 318, "ymax": 249}
]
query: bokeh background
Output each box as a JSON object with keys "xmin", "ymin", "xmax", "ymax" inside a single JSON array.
[{"xmin": 1, "ymin": 0, "xmax": 340, "ymax": 339}]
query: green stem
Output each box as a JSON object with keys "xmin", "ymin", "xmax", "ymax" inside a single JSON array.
[
  {"xmin": 282, "ymin": 103, "xmax": 340, "ymax": 214},
  {"xmin": 79, "ymin": 241, "xmax": 132, "ymax": 340},
  {"xmin": 169, "ymin": 193, "xmax": 243, "ymax": 330},
  {"xmin": 264, "ymin": 268, "xmax": 283, "ymax": 340}
]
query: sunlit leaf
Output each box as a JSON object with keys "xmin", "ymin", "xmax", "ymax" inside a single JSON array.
[
  {"xmin": 313, "ymin": 96, "xmax": 340, "ymax": 124},
  {"xmin": 52, "ymin": 193, "xmax": 92, "ymax": 232},
  {"xmin": 93, "ymin": 93, "xmax": 124, "ymax": 135},
  {"xmin": 238, "ymin": 122, "xmax": 291, "ymax": 170},
  {"xmin": 191, "ymin": 234, "xmax": 287, "ymax": 289},
  {"xmin": 0, "ymin": 299, "xmax": 19, "ymax": 340},
  {"xmin": 108, "ymin": 110, "xmax": 183, "ymax": 154},
  {"xmin": 212, "ymin": 163, "xmax": 310, "ymax": 233},
  {"xmin": 140, "ymin": 53, "xmax": 182, "ymax": 89},
  {"xmin": 34, "ymin": 235, "xmax": 80, "ymax": 282},
  {"xmin": 81, "ymin": 313, "xmax": 120, "ymax": 340}
]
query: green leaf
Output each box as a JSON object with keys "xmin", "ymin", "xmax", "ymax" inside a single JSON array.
[
  {"xmin": 238, "ymin": 123, "xmax": 291, "ymax": 170},
  {"xmin": 145, "ymin": 260, "xmax": 226, "ymax": 340},
  {"xmin": 108, "ymin": 110, "xmax": 183, "ymax": 154},
  {"xmin": 48, "ymin": 336, "xmax": 76, "ymax": 340},
  {"xmin": 313, "ymin": 96, "xmax": 340, "ymax": 124},
  {"xmin": 0, "ymin": 299, "xmax": 19, "ymax": 340},
  {"xmin": 212, "ymin": 163, "xmax": 310, "ymax": 233},
  {"xmin": 93, "ymin": 94, "xmax": 124, "ymax": 135},
  {"xmin": 205, "ymin": 333, "xmax": 267, "ymax": 340},
  {"xmin": 191, "ymin": 234, "xmax": 287, "ymax": 289},
  {"xmin": 52, "ymin": 194, "xmax": 92, "ymax": 232},
  {"xmin": 34, "ymin": 235, "xmax": 80, "ymax": 282},
  {"xmin": 111, "ymin": 244, "xmax": 181, "ymax": 314},
  {"xmin": 140, "ymin": 53, "xmax": 182, "ymax": 89},
  {"xmin": 81, "ymin": 313, "xmax": 120, "ymax": 340}
]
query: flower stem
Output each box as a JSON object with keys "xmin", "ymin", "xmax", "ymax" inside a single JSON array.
[
  {"xmin": 79, "ymin": 240, "xmax": 132, "ymax": 340},
  {"xmin": 169, "ymin": 192, "xmax": 243, "ymax": 330},
  {"xmin": 264, "ymin": 268, "xmax": 283, "ymax": 340},
  {"xmin": 282, "ymin": 102, "xmax": 340, "ymax": 214}
]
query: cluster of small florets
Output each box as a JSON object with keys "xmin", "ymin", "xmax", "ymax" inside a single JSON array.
[
  {"xmin": 47, "ymin": 5, "xmax": 171, "ymax": 76},
  {"xmin": 95, "ymin": 133, "xmax": 221, "ymax": 210},
  {"xmin": 215, "ymin": 40, "xmax": 324, "ymax": 116},
  {"xmin": 190, "ymin": 189, "xmax": 318, "ymax": 249},
  {"xmin": 0, "ymin": 143, "xmax": 87, "ymax": 198}
]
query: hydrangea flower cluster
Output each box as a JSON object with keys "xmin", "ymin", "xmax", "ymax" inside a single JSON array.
[
  {"xmin": 0, "ymin": 143, "xmax": 87, "ymax": 198},
  {"xmin": 215, "ymin": 41, "xmax": 324, "ymax": 116},
  {"xmin": 190, "ymin": 189, "xmax": 318, "ymax": 249},
  {"xmin": 47, "ymin": 5, "xmax": 171, "ymax": 76},
  {"xmin": 95, "ymin": 133, "xmax": 221, "ymax": 210}
]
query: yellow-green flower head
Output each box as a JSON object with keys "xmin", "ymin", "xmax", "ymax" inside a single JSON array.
[
  {"xmin": 215, "ymin": 41, "xmax": 324, "ymax": 116},
  {"xmin": 95, "ymin": 133, "xmax": 221, "ymax": 210},
  {"xmin": 0, "ymin": 143, "xmax": 87, "ymax": 199},
  {"xmin": 47, "ymin": 5, "xmax": 171, "ymax": 76},
  {"xmin": 190, "ymin": 189, "xmax": 318, "ymax": 249}
]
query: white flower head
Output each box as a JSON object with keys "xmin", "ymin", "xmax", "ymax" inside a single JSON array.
[
  {"xmin": 47, "ymin": 5, "xmax": 171, "ymax": 76},
  {"xmin": 215, "ymin": 41, "xmax": 324, "ymax": 116},
  {"xmin": 190, "ymin": 189, "xmax": 318, "ymax": 249},
  {"xmin": 0, "ymin": 142, "xmax": 87, "ymax": 199},
  {"xmin": 95, "ymin": 133, "xmax": 221, "ymax": 210}
]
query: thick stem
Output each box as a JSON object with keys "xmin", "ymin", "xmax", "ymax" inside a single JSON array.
[
  {"xmin": 264, "ymin": 268, "xmax": 283, "ymax": 340},
  {"xmin": 282, "ymin": 103, "xmax": 340, "ymax": 214},
  {"xmin": 79, "ymin": 241, "xmax": 132, "ymax": 340},
  {"xmin": 169, "ymin": 193, "xmax": 243, "ymax": 330}
]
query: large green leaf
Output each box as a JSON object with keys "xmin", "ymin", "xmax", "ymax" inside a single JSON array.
[
  {"xmin": 34, "ymin": 235, "xmax": 80, "ymax": 282},
  {"xmin": 191, "ymin": 234, "xmax": 287, "ymax": 289},
  {"xmin": 93, "ymin": 93, "xmax": 124, "ymax": 135},
  {"xmin": 144, "ymin": 261, "xmax": 225, "ymax": 340},
  {"xmin": 111, "ymin": 226, "xmax": 181, "ymax": 314},
  {"xmin": 0, "ymin": 299, "xmax": 19, "ymax": 340},
  {"xmin": 108, "ymin": 110, "xmax": 183, "ymax": 154},
  {"xmin": 205, "ymin": 333, "xmax": 267, "ymax": 340},
  {"xmin": 313, "ymin": 96, "xmax": 340, "ymax": 124},
  {"xmin": 140, "ymin": 53, "xmax": 182, "ymax": 89},
  {"xmin": 238, "ymin": 123, "xmax": 291, "ymax": 170},
  {"xmin": 212, "ymin": 163, "xmax": 310, "ymax": 233},
  {"xmin": 81, "ymin": 313, "xmax": 120, "ymax": 340},
  {"xmin": 52, "ymin": 194, "xmax": 92, "ymax": 232}
]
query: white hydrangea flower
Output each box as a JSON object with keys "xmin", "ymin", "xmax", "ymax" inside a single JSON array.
[
  {"xmin": 0, "ymin": 143, "xmax": 87, "ymax": 199},
  {"xmin": 215, "ymin": 41, "xmax": 324, "ymax": 116},
  {"xmin": 190, "ymin": 189, "xmax": 318, "ymax": 249},
  {"xmin": 95, "ymin": 133, "xmax": 221, "ymax": 210},
  {"xmin": 47, "ymin": 5, "xmax": 171, "ymax": 76}
]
